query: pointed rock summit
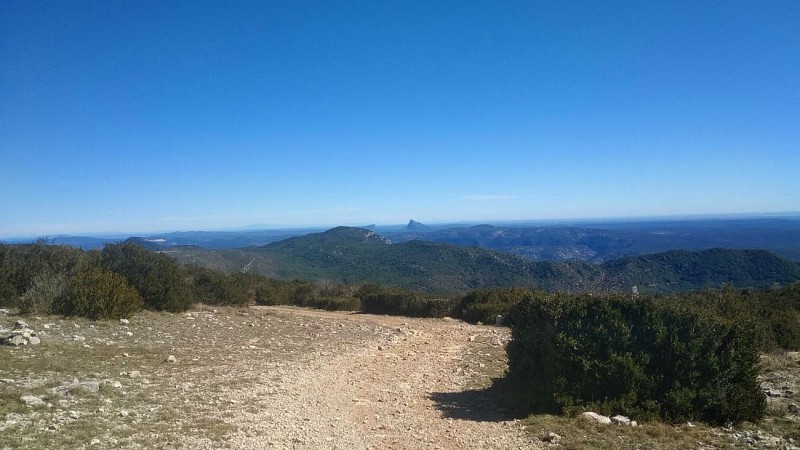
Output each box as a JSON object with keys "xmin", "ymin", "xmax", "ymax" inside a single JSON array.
[{"xmin": 405, "ymin": 219, "xmax": 430, "ymax": 230}]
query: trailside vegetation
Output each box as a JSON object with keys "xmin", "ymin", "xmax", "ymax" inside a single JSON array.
[{"xmin": 505, "ymin": 292, "xmax": 766, "ymax": 424}]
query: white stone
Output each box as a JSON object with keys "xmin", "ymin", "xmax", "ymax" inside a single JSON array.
[
  {"xmin": 6, "ymin": 335, "xmax": 26, "ymax": 346},
  {"xmin": 20, "ymin": 395, "xmax": 45, "ymax": 407},
  {"xmin": 611, "ymin": 415, "xmax": 631, "ymax": 425},
  {"xmin": 581, "ymin": 411, "xmax": 612, "ymax": 424}
]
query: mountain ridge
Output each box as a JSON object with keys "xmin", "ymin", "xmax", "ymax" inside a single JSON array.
[{"xmin": 164, "ymin": 226, "xmax": 800, "ymax": 294}]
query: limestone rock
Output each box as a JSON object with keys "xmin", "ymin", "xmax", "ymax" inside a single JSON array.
[
  {"xmin": 611, "ymin": 415, "xmax": 632, "ymax": 426},
  {"xmin": 6, "ymin": 335, "xmax": 26, "ymax": 346},
  {"xmin": 20, "ymin": 395, "xmax": 45, "ymax": 407},
  {"xmin": 581, "ymin": 411, "xmax": 612, "ymax": 424}
]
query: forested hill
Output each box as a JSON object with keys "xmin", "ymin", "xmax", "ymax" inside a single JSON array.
[
  {"xmin": 601, "ymin": 248, "xmax": 800, "ymax": 293},
  {"xmin": 164, "ymin": 227, "xmax": 800, "ymax": 294}
]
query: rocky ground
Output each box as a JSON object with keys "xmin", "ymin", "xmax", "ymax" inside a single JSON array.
[
  {"xmin": 0, "ymin": 306, "xmax": 535, "ymax": 449},
  {"xmin": 1, "ymin": 306, "xmax": 800, "ymax": 449}
]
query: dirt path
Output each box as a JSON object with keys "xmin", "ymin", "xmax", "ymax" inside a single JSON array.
[
  {"xmin": 1, "ymin": 306, "xmax": 540, "ymax": 449},
  {"xmin": 220, "ymin": 307, "xmax": 537, "ymax": 449}
]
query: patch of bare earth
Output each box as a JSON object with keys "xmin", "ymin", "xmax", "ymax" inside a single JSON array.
[{"xmin": 0, "ymin": 306, "xmax": 538, "ymax": 449}]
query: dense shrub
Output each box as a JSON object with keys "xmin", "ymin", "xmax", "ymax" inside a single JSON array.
[
  {"xmin": 359, "ymin": 284, "xmax": 456, "ymax": 317},
  {"xmin": 17, "ymin": 273, "xmax": 68, "ymax": 315},
  {"xmin": 455, "ymin": 287, "xmax": 532, "ymax": 324},
  {"xmin": 0, "ymin": 241, "xmax": 82, "ymax": 307},
  {"xmin": 305, "ymin": 296, "xmax": 361, "ymax": 311},
  {"xmin": 60, "ymin": 265, "xmax": 143, "ymax": 320},
  {"xmin": 506, "ymin": 292, "xmax": 765, "ymax": 424},
  {"xmin": 101, "ymin": 243, "xmax": 192, "ymax": 312},
  {"xmin": 188, "ymin": 266, "xmax": 251, "ymax": 306},
  {"xmin": 670, "ymin": 285, "xmax": 800, "ymax": 351}
]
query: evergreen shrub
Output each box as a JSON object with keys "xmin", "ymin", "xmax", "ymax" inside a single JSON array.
[
  {"xmin": 506, "ymin": 292, "xmax": 765, "ymax": 424},
  {"xmin": 190, "ymin": 268, "xmax": 251, "ymax": 306},
  {"xmin": 101, "ymin": 243, "xmax": 192, "ymax": 312},
  {"xmin": 455, "ymin": 287, "xmax": 532, "ymax": 324},
  {"xmin": 359, "ymin": 284, "xmax": 455, "ymax": 317},
  {"xmin": 61, "ymin": 266, "xmax": 143, "ymax": 320}
]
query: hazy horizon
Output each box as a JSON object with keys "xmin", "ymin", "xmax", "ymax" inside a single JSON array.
[
  {"xmin": 2, "ymin": 2, "xmax": 798, "ymax": 239},
  {"xmin": 3, "ymin": 210, "xmax": 800, "ymax": 241}
]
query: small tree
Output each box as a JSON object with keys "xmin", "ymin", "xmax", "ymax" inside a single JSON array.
[
  {"xmin": 101, "ymin": 243, "xmax": 192, "ymax": 312},
  {"xmin": 63, "ymin": 266, "xmax": 143, "ymax": 320}
]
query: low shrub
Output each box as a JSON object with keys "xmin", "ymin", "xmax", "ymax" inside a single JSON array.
[
  {"xmin": 60, "ymin": 266, "xmax": 143, "ymax": 320},
  {"xmin": 101, "ymin": 243, "xmax": 192, "ymax": 312},
  {"xmin": 17, "ymin": 272, "xmax": 68, "ymax": 315},
  {"xmin": 190, "ymin": 268, "xmax": 251, "ymax": 306},
  {"xmin": 308, "ymin": 296, "xmax": 361, "ymax": 311},
  {"xmin": 359, "ymin": 284, "xmax": 456, "ymax": 317},
  {"xmin": 506, "ymin": 292, "xmax": 765, "ymax": 424},
  {"xmin": 455, "ymin": 287, "xmax": 532, "ymax": 324}
]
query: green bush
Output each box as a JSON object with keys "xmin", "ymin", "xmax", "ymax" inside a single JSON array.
[
  {"xmin": 0, "ymin": 241, "xmax": 82, "ymax": 306},
  {"xmin": 307, "ymin": 296, "xmax": 361, "ymax": 311},
  {"xmin": 506, "ymin": 292, "xmax": 765, "ymax": 424},
  {"xmin": 101, "ymin": 243, "xmax": 192, "ymax": 312},
  {"xmin": 455, "ymin": 287, "xmax": 532, "ymax": 324},
  {"xmin": 17, "ymin": 272, "xmax": 68, "ymax": 315},
  {"xmin": 671, "ymin": 285, "xmax": 800, "ymax": 351},
  {"xmin": 60, "ymin": 266, "xmax": 143, "ymax": 320},
  {"xmin": 359, "ymin": 284, "xmax": 456, "ymax": 317},
  {"xmin": 189, "ymin": 267, "xmax": 251, "ymax": 306}
]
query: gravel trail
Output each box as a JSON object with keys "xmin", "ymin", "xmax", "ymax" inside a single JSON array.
[
  {"xmin": 220, "ymin": 307, "xmax": 537, "ymax": 449},
  {"xmin": 1, "ymin": 306, "xmax": 539, "ymax": 449}
]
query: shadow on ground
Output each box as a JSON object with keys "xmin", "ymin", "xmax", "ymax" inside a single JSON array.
[{"xmin": 429, "ymin": 380, "xmax": 529, "ymax": 422}]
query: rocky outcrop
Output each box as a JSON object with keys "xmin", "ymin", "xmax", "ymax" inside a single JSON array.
[{"xmin": 1, "ymin": 320, "xmax": 41, "ymax": 346}]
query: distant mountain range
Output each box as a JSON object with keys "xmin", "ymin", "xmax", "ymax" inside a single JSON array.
[
  {"xmin": 25, "ymin": 217, "xmax": 800, "ymax": 263},
  {"xmin": 162, "ymin": 226, "xmax": 800, "ymax": 294},
  {"xmin": 386, "ymin": 218, "xmax": 800, "ymax": 262}
]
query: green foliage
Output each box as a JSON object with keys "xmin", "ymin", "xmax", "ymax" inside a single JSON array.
[
  {"xmin": 188, "ymin": 266, "xmax": 250, "ymax": 306},
  {"xmin": 248, "ymin": 277, "xmax": 362, "ymax": 311},
  {"xmin": 60, "ymin": 264, "xmax": 143, "ymax": 320},
  {"xmin": 166, "ymin": 229, "xmax": 800, "ymax": 295},
  {"xmin": 455, "ymin": 287, "xmax": 533, "ymax": 324},
  {"xmin": 604, "ymin": 249, "xmax": 800, "ymax": 293},
  {"xmin": 17, "ymin": 272, "xmax": 68, "ymax": 315},
  {"xmin": 0, "ymin": 241, "xmax": 83, "ymax": 307},
  {"xmin": 658, "ymin": 283, "xmax": 800, "ymax": 351},
  {"xmin": 506, "ymin": 292, "xmax": 766, "ymax": 424},
  {"xmin": 101, "ymin": 242, "xmax": 192, "ymax": 312},
  {"xmin": 359, "ymin": 283, "xmax": 456, "ymax": 318}
]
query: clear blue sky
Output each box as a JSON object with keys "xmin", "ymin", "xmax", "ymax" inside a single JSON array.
[{"xmin": 1, "ymin": 1, "xmax": 798, "ymax": 238}]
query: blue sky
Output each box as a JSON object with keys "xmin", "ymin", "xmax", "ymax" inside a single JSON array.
[{"xmin": 1, "ymin": 1, "xmax": 798, "ymax": 238}]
